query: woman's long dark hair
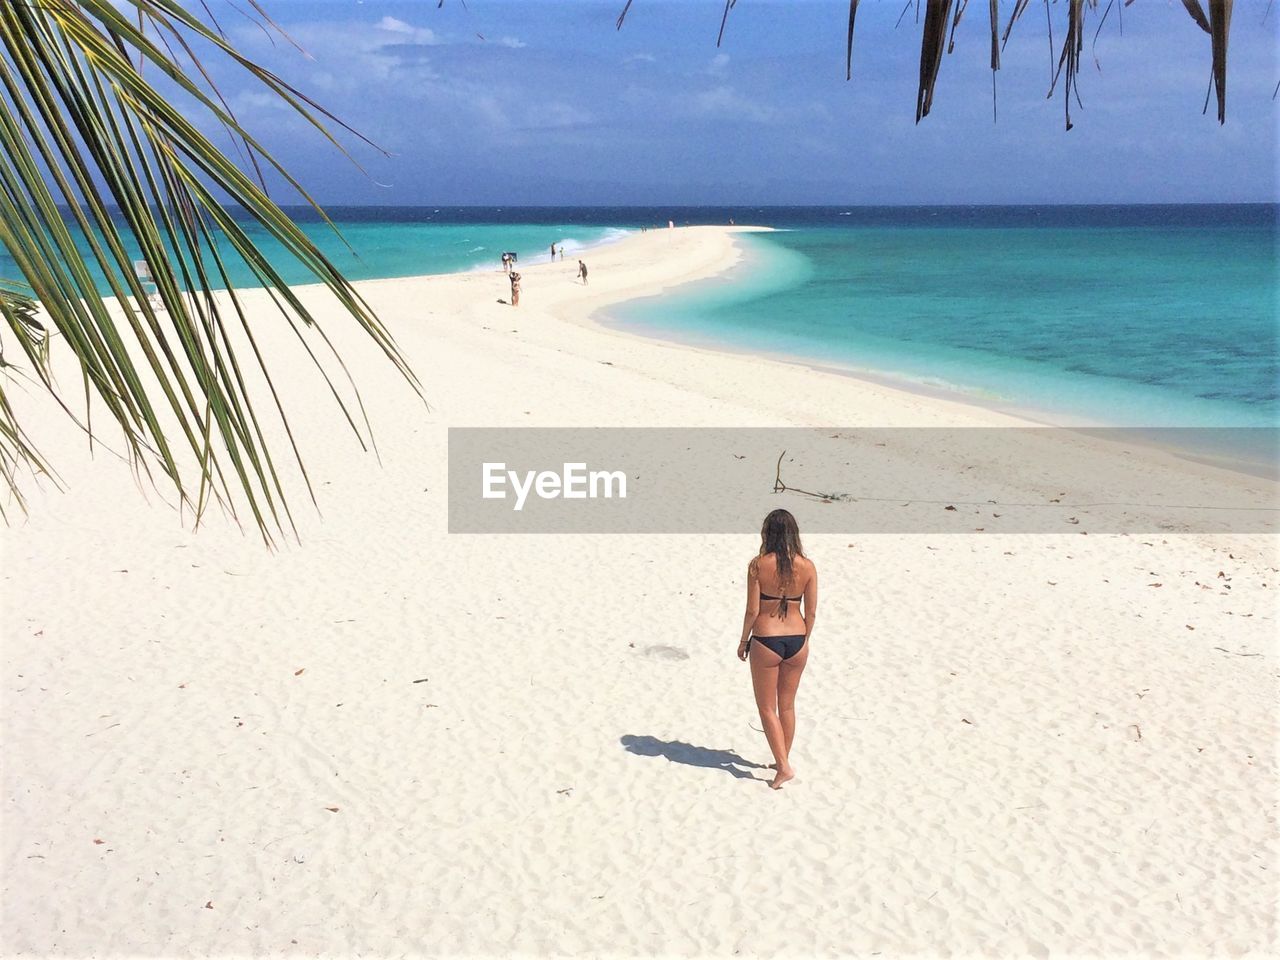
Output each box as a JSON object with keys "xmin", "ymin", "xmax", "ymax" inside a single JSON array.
[{"xmin": 759, "ymin": 509, "xmax": 804, "ymax": 596}]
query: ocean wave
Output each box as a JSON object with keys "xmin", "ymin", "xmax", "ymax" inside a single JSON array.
[{"xmin": 553, "ymin": 228, "xmax": 633, "ymax": 257}]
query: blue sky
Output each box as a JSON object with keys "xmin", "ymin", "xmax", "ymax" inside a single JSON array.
[{"xmin": 213, "ymin": 0, "xmax": 1278, "ymax": 205}]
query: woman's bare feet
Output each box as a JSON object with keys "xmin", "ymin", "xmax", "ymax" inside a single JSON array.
[{"xmin": 769, "ymin": 766, "xmax": 794, "ymax": 789}]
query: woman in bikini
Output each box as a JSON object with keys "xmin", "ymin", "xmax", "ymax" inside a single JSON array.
[{"xmin": 737, "ymin": 508, "xmax": 818, "ymax": 789}]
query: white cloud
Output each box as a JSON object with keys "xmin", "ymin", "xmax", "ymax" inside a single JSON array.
[
  {"xmin": 462, "ymin": 91, "xmax": 512, "ymax": 131},
  {"xmin": 693, "ymin": 85, "xmax": 778, "ymax": 123},
  {"xmin": 496, "ymin": 36, "xmax": 527, "ymax": 49},
  {"xmin": 245, "ymin": 18, "xmax": 441, "ymax": 86},
  {"xmin": 708, "ymin": 52, "xmax": 730, "ymax": 74},
  {"xmin": 623, "ymin": 53, "xmax": 656, "ymax": 65},
  {"xmin": 517, "ymin": 101, "xmax": 594, "ymax": 130},
  {"xmin": 376, "ymin": 16, "xmax": 438, "ymax": 46}
]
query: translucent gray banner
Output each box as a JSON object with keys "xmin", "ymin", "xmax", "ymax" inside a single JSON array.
[{"xmin": 447, "ymin": 428, "xmax": 1279, "ymax": 534}]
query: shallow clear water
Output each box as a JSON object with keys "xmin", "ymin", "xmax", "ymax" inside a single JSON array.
[
  {"xmin": 0, "ymin": 206, "xmax": 634, "ymax": 292},
  {"xmin": 609, "ymin": 207, "xmax": 1278, "ymax": 432}
]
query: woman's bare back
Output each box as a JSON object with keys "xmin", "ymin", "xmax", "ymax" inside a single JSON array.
[{"xmin": 751, "ymin": 552, "xmax": 815, "ymax": 637}]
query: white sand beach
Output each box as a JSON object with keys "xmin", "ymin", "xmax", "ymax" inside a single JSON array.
[{"xmin": 2, "ymin": 226, "xmax": 1277, "ymax": 957}]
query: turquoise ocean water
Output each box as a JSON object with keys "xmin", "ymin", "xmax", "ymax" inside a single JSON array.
[
  {"xmin": 0, "ymin": 207, "xmax": 629, "ymax": 290},
  {"xmin": 5, "ymin": 205, "xmax": 1276, "ymax": 446},
  {"xmin": 607, "ymin": 207, "xmax": 1278, "ymax": 439}
]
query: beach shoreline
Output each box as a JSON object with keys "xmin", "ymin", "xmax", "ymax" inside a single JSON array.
[{"xmin": 590, "ymin": 228, "xmax": 1277, "ymax": 478}]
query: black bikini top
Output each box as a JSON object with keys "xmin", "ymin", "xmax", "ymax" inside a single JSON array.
[{"xmin": 760, "ymin": 589, "xmax": 803, "ymax": 618}]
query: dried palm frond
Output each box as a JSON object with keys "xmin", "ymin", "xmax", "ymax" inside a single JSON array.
[
  {"xmin": 1047, "ymin": 0, "xmax": 1088, "ymax": 131},
  {"xmin": 916, "ymin": 0, "xmax": 954, "ymax": 122},
  {"xmin": 1207, "ymin": 0, "xmax": 1233, "ymax": 122},
  {"xmin": 1178, "ymin": 0, "xmax": 1232, "ymax": 121},
  {"xmin": 718, "ymin": 0, "xmax": 739, "ymax": 47},
  {"xmin": 617, "ymin": 0, "xmax": 1242, "ymax": 130},
  {"xmin": 846, "ymin": 0, "xmax": 860, "ymax": 80}
]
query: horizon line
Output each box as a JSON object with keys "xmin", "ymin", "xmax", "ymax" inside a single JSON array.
[{"xmin": 267, "ymin": 200, "xmax": 1280, "ymax": 209}]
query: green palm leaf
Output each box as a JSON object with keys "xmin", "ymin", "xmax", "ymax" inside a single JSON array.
[{"xmin": 0, "ymin": 0, "xmax": 421, "ymax": 543}]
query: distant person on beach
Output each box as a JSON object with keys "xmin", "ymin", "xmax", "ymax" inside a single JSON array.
[
  {"xmin": 501, "ymin": 252, "xmax": 511, "ymax": 274},
  {"xmin": 737, "ymin": 509, "xmax": 817, "ymax": 790},
  {"xmin": 577, "ymin": 260, "xmax": 588, "ymax": 284},
  {"xmin": 510, "ymin": 271, "xmax": 521, "ymax": 307},
  {"xmin": 558, "ymin": 245, "xmax": 564, "ymax": 261}
]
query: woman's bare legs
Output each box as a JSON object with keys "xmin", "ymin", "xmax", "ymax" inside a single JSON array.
[
  {"xmin": 777, "ymin": 642, "xmax": 809, "ymax": 757},
  {"xmin": 751, "ymin": 642, "xmax": 808, "ymax": 788},
  {"xmin": 749, "ymin": 643, "xmax": 793, "ymax": 788}
]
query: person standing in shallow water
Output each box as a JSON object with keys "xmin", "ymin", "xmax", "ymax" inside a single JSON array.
[{"xmin": 737, "ymin": 508, "xmax": 818, "ymax": 789}]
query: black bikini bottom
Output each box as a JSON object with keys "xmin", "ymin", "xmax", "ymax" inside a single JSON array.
[{"xmin": 752, "ymin": 634, "xmax": 806, "ymax": 660}]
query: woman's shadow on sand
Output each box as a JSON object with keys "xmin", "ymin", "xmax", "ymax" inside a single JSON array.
[{"xmin": 620, "ymin": 735, "xmax": 769, "ymax": 781}]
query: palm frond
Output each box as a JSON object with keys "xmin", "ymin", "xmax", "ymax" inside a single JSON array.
[
  {"xmin": 0, "ymin": 282, "xmax": 54, "ymax": 519},
  {"xmin": 989, "ymin": 0, "xmax": 1001, "ymax": 120},
  {"xmin": 948, "ymin": 0, "xmax": 970, "ymax": 55},
  {"xmin": 0, "ymin": 0, "xmax": 422, "ymax": 543},
  {"xmin": 717, "ymin": 0, "xmax": 738, "ymax": 47},
  {"xmin": 1178, "ymin": 0, "xmax": 1232, "ymax": 122},
  {"xmin": 846, "ymin": 0, "xmax": 860, "ymax": 80},
  {"xmin": 1206, "ymin": 0, "xmax": 1233, "ymax": 123},
  {"xmin": 616, "ymin": 0, "xmax": 636, "ymax": 31},
  {"xmin": 988, "ymin": 0, "xmax": 1001, "ymax": 71},
  {"xmin": 1180, "ymin": 0, "xmax": 1212, "ymax": 33},
  {"xmin": 1001, "ymin": 0, "xmax": 1033, "ymax": 51},
  {"xmin": 1046, "ymin": 0, "xmax": 1088, "ymax": 131},
  {"xmin": 916, "ymin": 0, "xmax": 953, "ymax": 122},
  {"xmin": 617, "ymin": 0, "xmax": 1241, "ymax": 129}
]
